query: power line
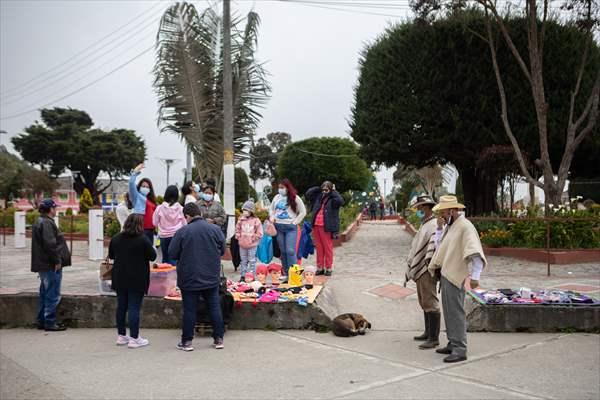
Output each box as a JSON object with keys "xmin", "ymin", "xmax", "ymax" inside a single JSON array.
[
  {"xmin": 1, "ymin": 5, "xmax": 166, "ymax": 106},
  {"xmin": 0, "ymin": 44, "xmax": 155, "ymax": 121},
  {"xmin": 279, "ymin": 0, "xmax": 409, "ymax": 17},
  {"xmin": 0, "ymin": 1, "xmax": 163, "ymax": 97}
]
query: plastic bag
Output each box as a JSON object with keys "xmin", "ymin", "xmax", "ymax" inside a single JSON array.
[
  {"xmin": 264, "ymin": 220, "xmax": 277, "ymax": 237},
  {"xmin": 256, "ymin": 234, "xmax": 273, "ymax": 264}
]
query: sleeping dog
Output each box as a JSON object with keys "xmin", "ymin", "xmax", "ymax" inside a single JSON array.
[{"xmin": 332, "ymin": 313, "xmax": 372, "ymax": 337}]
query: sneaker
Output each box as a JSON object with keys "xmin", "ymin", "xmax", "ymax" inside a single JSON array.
[
  {"xmin": 316, "ymin": 270, "xmax": 325, "ymax": 276},
  {"xmin": 213, "ymin": 338, "xmax": 224, "ymax": 349},
  {"xmin": 324, "ymin": 270, "xmax": 332, "ymax": 277},
  {"xmin": 177, "ymin": 341, "xmax": 194, "ymax": 352},
  {"xmin": 127, "ymin": 337, "xmax": 149, "ymax": 349},
  {"xmin": 116, "ymin": 335, "xmax": 130, "ymax": 346},
  {"xmin": 44, "ymin": 325, "xmax": 67, "ymax": 332}
]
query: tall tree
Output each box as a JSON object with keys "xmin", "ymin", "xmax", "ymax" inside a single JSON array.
[
  {"xmin": 277, "ymin": 137, "xmax": 371, "ymax": 194},
  {"xmin": 249, "ymin": 131, "xmax": 292, "ymax": 184},
  {"xmin": 153, "ymin": 2, "xmax": 270, "ymax": 189},
  {"xmin": 477, "ymin": 0, "xmax": 600, "ymax": 209},
  {"xmin": 11, "ymin": 107, "xmax": 146, "ymax": 203}
]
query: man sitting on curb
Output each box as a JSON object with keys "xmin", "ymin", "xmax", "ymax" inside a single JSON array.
[
  {"xmin": 428, "ymin": 195, "xmax": 487, "ymax": 363},
  {"xmin": 169, "ymin": 203, "xmax": 226, "ymax": 351},
  {"xmin": 31, "ymin": 199, "xmax": 71, "ymax": 331}
]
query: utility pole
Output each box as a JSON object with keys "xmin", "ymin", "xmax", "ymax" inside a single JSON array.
[
  {"xmin": 158, "ymin": 158, "xmax": 180, "ymax": 187},
  {"xmin": 222, "ymin": 0, "xmax": 235, "ymax": 239}
]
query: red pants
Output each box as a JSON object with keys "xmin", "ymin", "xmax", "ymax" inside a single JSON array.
[{"xmin": 313, "ymin": 225, "xmax": 334, "ymax": 270}]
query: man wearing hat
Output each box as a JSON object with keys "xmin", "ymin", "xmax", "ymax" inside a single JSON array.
[
  {"xmin": 427, "ymin": 195, "xmax": 487, "ymax": 363},
  {"xmin": 405, "ymin": 195, "xmax": 442, "ymax": 350},
  {"xmin": 31, "ymin": 199, "xmax": 71, "ymax": 331}
]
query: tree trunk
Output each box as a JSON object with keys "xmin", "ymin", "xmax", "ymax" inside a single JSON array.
[
  {"xmin": 459, "ymin": 167, "xmax": 499, "ymax": 216},
  {"xmin": 529, "ymin": 181, "xmax": 535, "ymax": 208}
]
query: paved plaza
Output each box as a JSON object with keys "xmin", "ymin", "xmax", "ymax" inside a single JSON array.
[{"xmin": 1, "ymin": 221, "xmax": 599, "ymax": 399}]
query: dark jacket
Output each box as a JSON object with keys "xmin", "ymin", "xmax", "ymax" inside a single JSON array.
[
  {"xmin": 31, "ymin": 215, "xmax": 71, "ymax": 273},
  {"xmin": 305, "ymin": 187, "xmax": 345, "ymax": 233},
  {"xmin": 169, "ymin": 217, "xmax": 226, "ymax": 291},
  {"xmin": 109, "ymin": 233, "xmax": 157, "ymax": 294}
]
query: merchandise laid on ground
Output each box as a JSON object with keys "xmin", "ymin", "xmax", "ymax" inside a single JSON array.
[
  {"xmin": 468, "ymin": 287, "xmax": 600, "ymax": 306},
  {"xmin": 160, "ymin": 262, "xmax": 322, "ymax": 307}
]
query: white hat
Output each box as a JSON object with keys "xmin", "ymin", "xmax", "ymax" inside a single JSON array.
[{"xmin": 432, "ymin": 195, "xmax": 465, "ymax": 212}]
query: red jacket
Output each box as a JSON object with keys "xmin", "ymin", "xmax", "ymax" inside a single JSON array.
[{"xmin": 143, "ymin": 199, "xmax": 156, "ymax": 230}]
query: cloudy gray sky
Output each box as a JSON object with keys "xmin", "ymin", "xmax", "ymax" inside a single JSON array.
[{"xmin": 0, "ymin": 0, "xmax": 415, "ymax": 197}]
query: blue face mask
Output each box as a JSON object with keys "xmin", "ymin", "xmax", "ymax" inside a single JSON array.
[
  {"xmin": 416, "ymin": 210, "xmax": 425, "ymax": 219},
  {"xmin": 201, "ymin": 192, "xmax": 214, "ymax": 202},
  {"xmin": 278, "ymin": 188, "xmax": 287, "ymax": 197},
  {"xmin": 140, "ymin": 187, "xmax": 150, "ymax": 196},
  {"xmin": 193, "ymin": 184, "xmax": 201, "ymax": 194}
]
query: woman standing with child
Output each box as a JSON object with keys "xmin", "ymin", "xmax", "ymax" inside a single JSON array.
[
  {"xmin": 235, "ymin": 199, "xmax": 263, "ymax": 281},
  {"xmin": 152, "ymin": 185, "xmax": 186, "ymax": 265}
]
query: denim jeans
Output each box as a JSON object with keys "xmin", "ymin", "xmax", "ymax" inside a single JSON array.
[
  {"xmin": 274, "ymin": 223, "xmax": 298, "ymax": 275},
  {"xmin": 143, "ymin": 229, "xmax": 154, "ymax": 246},
  {"xmin": 115, "ymin": 289, "xmax": 145, "ymax": 339},
  {"xmin": 181, "ymin": 287, "xmax": 224, "ymax": 343},
  {"xmin": 160, "ymin": 236, "xmax": 175, "ymax": 265},
  {"xmin": 239, "ymin": 246, "xmax": 257, "ymax": 278},
  {"xmin": 37, "ymin": 270, "xmax": 63, "ymax": 328}
]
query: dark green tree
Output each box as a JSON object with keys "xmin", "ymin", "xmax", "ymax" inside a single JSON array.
[
  {"xmin": 234, "ymin": 167, "xmax": 251, "ymax": 205},
  {"xmin": 12, "ymin": 108, "xmax": 146, "ymax": 203},
  {"xmin": 277, "ymin": 137, "xmax": 371, "ymax": 194},
  {"xmin": 350, "ymin": 10, "xmax": 599, "ymax": 214},
  {"xmin": 249, "ymin": 132, "xmax": 292, "ymax": 185}
]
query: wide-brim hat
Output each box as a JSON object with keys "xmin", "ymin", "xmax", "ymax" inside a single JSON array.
[
  {"xmin": 412, "ymin": 195, "xmax": 436, "ymax": 208},
  {"xmin": 432, "ymin": 195, "xmax": 465, "ymax": 211}
]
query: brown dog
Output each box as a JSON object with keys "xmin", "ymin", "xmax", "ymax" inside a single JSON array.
[{"xmin": 332, "ymin": 313, "xmax": 372, "ymax": 337}]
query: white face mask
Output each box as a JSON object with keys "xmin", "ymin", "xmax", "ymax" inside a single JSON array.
[
  {"xmin": 242, "ymin": 210, "xmax": 251, "ymax": 217},
  {"xmin": 140, "ymin": 187, "xmax": 150, "ymax": 196},
  {"xmin": 278, "ymin": 188, "xmax": 287, "ymax": 196}
]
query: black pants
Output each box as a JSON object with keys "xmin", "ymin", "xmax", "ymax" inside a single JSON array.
[{"xmin": 116, "ymin": 289, "xmax": 144, "ymax": 338}]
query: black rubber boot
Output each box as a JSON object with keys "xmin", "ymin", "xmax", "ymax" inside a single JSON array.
[
  {"xmin": 419, "ymin": 312, "xmax": 440, "ymax": 349},
  {"xmin": 413, "ymin": 312, "xmax": 429, "ymax": 341}
]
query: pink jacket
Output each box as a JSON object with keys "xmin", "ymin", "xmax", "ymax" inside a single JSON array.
[
  {"xmin": 235, "ymin": 216, "xmax": 263, "ymax": 249},
  {"xmin": 152, "ymin": 202, "xmax": 186, "ymax": 238}
]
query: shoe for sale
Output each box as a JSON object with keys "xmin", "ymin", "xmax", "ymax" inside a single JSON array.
[
  {"xmin": 44, "ymin": 325, "xmax": 67, "ymax": 332},
  {"xmin": 116, "ymin": 335, "xmax": 131, "ymax": 346},
  {"xmin": 127, "ymin": 337, "xmax": 149, "ymax": 349},
  {"xmin": 213, "ymin": 338, "xmax": 224, "ymax": 350},
  {"xmin": 177, "ymin": 341, "xmax": 194, "ymax": 352},
  {"xmin": 443, "ymin": 354, "xmax": 467, "ymax": 363},
  {"xmin": 436, "ymin": 345, "xmax": 452, "ymax": 355}
]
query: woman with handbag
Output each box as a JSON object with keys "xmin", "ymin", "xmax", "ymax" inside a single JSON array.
[
  {"xmin": 269, "ymin": 178, "xmax": 306, "ymax": 278},
  {"xmin": 108, "ymin": 214, "xmax": 157, "ymax": 348}
]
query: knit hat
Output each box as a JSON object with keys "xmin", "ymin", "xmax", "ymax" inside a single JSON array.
[
  {"xmin": 256, "ymin": 264, "xmax": 269, "ymax": 275},
  {"xmin": 242, "ymin": 198, "xmax": 256, "ymax": 213},
  {"xmin": 268, "ymin": 263, "xmax": 283, "ymax": 273},
  {"xmin": 303, "ymin": 265, "xmax": 317, "ymax": 274}
]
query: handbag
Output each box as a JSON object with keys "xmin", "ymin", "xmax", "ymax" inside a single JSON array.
[
  {"xmin": 264, "ymin": 220, "xmax": 277, "ymax": 237},
  {"xmin": 256, "ymin": 234, "xmax": 274, "ymax": 264},
  {"xmin": 99, "ymin": 257, "xmax": 113, "ymax": 281}
]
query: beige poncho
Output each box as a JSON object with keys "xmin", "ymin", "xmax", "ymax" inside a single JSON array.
[
  {"xmin": 405, "ymin": 216, "xmax": 438, "ymax": 283},
  {"xmin": 427, "ymin": 215, "xmax": 487, "ymax": 289}
]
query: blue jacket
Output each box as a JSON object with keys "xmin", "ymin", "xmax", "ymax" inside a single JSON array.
[
  {"xmin": 128, "ymin": 172, "xmax": 147, "ymax": 215},
  {"xmin": 305, "ymin": 187, "xmax": 344, "ymax": 233},
  {"xmin": 169, "ymin": 217, "xmax": 225, "ymax": 291},
  {"xmin": 297, "ymin": 221, "xmax": 315, "ymax": 259}
]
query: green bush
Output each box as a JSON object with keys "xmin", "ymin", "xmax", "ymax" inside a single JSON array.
[
  {"xmin": 480, "ymin": 229, "xmax": 511, "ymax": 248},
  {"xmin": 103, "ymin": 212, "xmax": 121, "ymax": 238},
  {"xmin": 59, "ymin": 214, "xmax": 89, "ymax": 234},
  {"xmin": 79, "ymin": 188, "xmax": 93, "ymax": 214},
  {"xmin": 0, "ymin": 208, "xmax": 16, "ymax": 228},
  {"xmin": 339, "ymin": 203, "xmax": 361, "ymax": 232}
]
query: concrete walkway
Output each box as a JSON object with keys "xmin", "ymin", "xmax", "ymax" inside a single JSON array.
[{"xmin": 1, "ymin": 222, "xmax": 599, "ymax": 399}]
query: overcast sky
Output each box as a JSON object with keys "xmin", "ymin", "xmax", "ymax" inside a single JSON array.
[{"xmin": 0, "ymin": 0, "xmax": 415, "ymax": 197}]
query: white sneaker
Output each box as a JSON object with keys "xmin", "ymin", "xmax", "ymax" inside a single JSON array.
[
  {"xmin": 116, "ymin": 335, "xmax": 130, "ymax": 346},
  {"xmin": 128, "ymin": 337, "xmax": 149, "ymax": 349}
]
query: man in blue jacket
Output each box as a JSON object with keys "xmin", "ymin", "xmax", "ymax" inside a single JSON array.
[{"xmin": 169, "ymin": 203, "xmax": 226, "ymax": 351}]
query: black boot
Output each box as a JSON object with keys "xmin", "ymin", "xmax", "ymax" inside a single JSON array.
[
  {"xmin": 419, "ymin": 312, "xmax": 440, "ymax": 349},
  {"xmin": 413, "ymin": 312, "xmax": 429, "ymax": 341}
]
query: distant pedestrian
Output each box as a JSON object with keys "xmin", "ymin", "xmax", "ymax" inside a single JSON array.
[
  {"xmin": 235, "ymin": 199, "xmax": 263, "ymax": 281},
  {"xmin": 109, "ymin": 214, "xmax": 157, "ymax": 348},
  {"xmin": 389, "ymin": 205, "xmax": 395, "ymax": 216},
  {"xmin": 379, "ymin": 200, "xmax": 385, "ymax": 220},
  {"xmin": 182, "ymin": 181, "xmax": 200, "ymax": 205},
  {"xmin": 368, "ymin": 201, "xmax": 377, "ymax": 220},
  {"xmin": 428, "ymin": 196, "xmax": 487, "ymax": 363},
  {"xmin": 31, "ymin": 199, "xmax": 71, "ymax": 331},
  {"xmin": 269, "ymin": 178, "xmax": 307, "ymax": 277},
  {"xmin": 197, "ymin": 184, "xmax": 226, "ymax": 235},
  {"xmin": 152, "ymin": 185, "xmax": 186, "ymax": 265},
  {"xmin": 129, "ymin": 163, "xmax": 157, "ymax": 245},
  {"xmin": 305, "ymin": 181, "xmax": 344, "ymax": 276},
  {"xmin": 170, "ymin": 203, "xmax": 226, "ymax": 351},
  {"xmin": 115, "ymin": 193, "xmax": 132, "ymax": 231}
]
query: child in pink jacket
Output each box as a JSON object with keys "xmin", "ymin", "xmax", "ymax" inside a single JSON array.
[
  {"xmin": 152, "ymin": 185, "xmax": 186, "ymax": 265},
  {"xmin": 235, "ymin": 199, "xmax": 263, "ymax": 281}
]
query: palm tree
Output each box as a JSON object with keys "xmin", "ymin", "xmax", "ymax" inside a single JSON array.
[
  {"xmin": 153, "ymin": 2, "xmax": 270, "ymax": 189},
  {"xmin": 394, "ymin": 163, "xmax": 452, "ymax": 198}
]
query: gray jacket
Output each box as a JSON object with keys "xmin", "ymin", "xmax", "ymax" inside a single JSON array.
[{"xmin": 31, "ymin": 215, "xmax": 71, "ymax": 273}]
